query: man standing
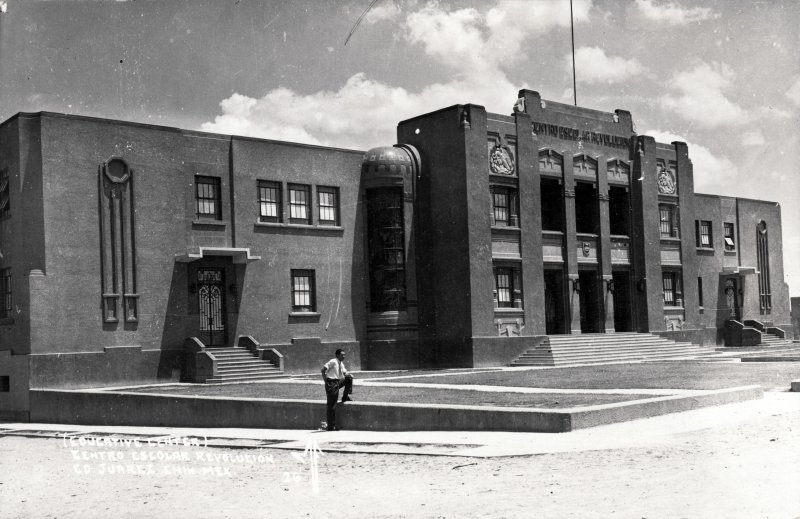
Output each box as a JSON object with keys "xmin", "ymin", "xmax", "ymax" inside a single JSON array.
[{"xmin": 321, "ymin": 349, "xmax": 353, "ymax": 431}]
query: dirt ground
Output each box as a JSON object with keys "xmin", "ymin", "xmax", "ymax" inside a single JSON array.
[{"xmin": 2, "ymin": 400, "xmax": 800, "ymax": 519}]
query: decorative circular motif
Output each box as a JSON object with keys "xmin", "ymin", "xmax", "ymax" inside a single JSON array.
[
  {"xmin": 489, "ymin": 145, "xmax": 514, "ymax": 175},
  {"xmin": 104, "ymin": 158, "xmax": 130, "ymax": 184},
  {"xmin": 657, "ymin": 169, "xmax": 676, "ymax": 194}
]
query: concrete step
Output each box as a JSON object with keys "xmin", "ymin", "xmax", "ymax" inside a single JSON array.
[
  {"xmin": 205, "ymin": 373, "xmax": 288, "ymax": 383},
  {"xmin": 511, "ymin": 333, "xmax": 710, "ymax": 367}
]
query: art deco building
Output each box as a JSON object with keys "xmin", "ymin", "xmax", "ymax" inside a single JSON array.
[{"xmin": 0, "ymin": 90, "xmax": 791, "ymax": 419}]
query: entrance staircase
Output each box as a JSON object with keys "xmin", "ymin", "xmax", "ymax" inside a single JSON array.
[
  {"xmin": 511, "ymin": 333, "xmax": 717, "ymax": 367},
  {"xmin": 759, "ymin": 332, "xmax": 795, "ymax": 348},
  {"xmin": 204, "ymin": 347, "xmax": 286, "ymax": 383}
]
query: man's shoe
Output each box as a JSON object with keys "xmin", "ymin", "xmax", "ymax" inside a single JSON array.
[{"xmin": 341, "ymin": 396, "xmax": 352, "ymax": 403}]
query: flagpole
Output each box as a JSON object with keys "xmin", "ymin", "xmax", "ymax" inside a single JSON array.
[{"xmin": 570, "ymin": 0, "xmax": 577, "ymax": 106}]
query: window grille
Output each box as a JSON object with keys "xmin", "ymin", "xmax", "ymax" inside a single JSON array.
[
  {"xmin": 662, "ymin": 272, "xmax": 676, "ymax": 306},
  {"xmin": 659, "ymin": 205, "xmax": 677, "ymax": 238},
  {"xmin": 696, "ymin": 220, "xmax": 712, "ymax": 247}
]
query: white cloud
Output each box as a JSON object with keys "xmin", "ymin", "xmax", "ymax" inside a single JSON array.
[
  {"xmin": 568, "ymin": 47, "xmax": 645, "ymax": 84},
  {"xmin": 364, "ymin": 1, "xmax": 403, "ymax": 23},
  {"xmin": 659, "ymin": 62, "xmax": 748, "ymax": 127},
  {"xmin": 635, "ymin": 0, "xmax": 719, "ymax": 25},
  {"xmin": 786, "ymin": 76, "xmax": 800, "ymax": 107},
  {"xmin": 201, "ymin": 1, "xmax": 593, "ymax": 148},
  {"xmin": 645, "ymin": 130, "xmax": 737, "ymax": 193},
  {"xmin": 741, "ymin": 130, "xmax": 765, "ymax": 147}
]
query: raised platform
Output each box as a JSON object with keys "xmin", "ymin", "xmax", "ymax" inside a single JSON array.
[{"xmin": 28, "ymin": 385, "xmax": 763, "ymax": 433}]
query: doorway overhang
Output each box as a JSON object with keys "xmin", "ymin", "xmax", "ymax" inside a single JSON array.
[
  {"xmin": 175, "ymin": 247, "xmax": 261, "ymax": 264},
  {"xmin": 721, "ymin": 266, "xmax": 756, "ymax": 275}
]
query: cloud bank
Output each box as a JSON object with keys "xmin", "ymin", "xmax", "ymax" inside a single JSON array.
[
  {"xmin": 635, "ymin": 0, "xmax": 719, "ymax": 25},
  {"xmin": 659, "ymin": 62, "xmax": 748, "ymax": 128}
]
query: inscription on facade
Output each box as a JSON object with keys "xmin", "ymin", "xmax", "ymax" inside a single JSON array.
[{"xmin": 532, "ymin": 121, "xmax": 630, "ymax": 149}]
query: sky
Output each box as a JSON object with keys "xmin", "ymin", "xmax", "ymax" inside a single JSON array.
[{"xmin": 0, "ymin": 0, "xmax": 798, "ymax": 296}]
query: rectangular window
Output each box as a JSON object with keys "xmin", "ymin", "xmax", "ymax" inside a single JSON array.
[
  {"xmin": 662, "ymin": 272, "xmax": 675, "ymax": 306},
  {"xmin": 317, "ymin": 186, "xmax": 340, "ymax": 226},
  {"xmin": 288, "ymin": 184, "xmax": 311, "ymax": 224},
  {"xmin": 291, "ymin": 269, "xmax": 316, "ymax": 313},
  {"xmin": 258, "ymin": 180, "xmax": 282, "ymax": 223},
  {"xmin": 1, "ymin": 268, "xmax": 10, "ymax": 319},
  {"xmin": 0, "ymin": 168, "xmax": 9, "ymax": 218},
  {"xmin": 492, "ymin": 187, "xmax": 517, "ymax": 226},
  {"xmin": 696, "ymin": 220, "xmax": 712, "ymax": 248},
  {"xmin": 195, "ymin": 176, "xmax": 221, "ymax": 220},
  {"xmin": 698, "ymin": 277, "xmax": 704, "ymax": 307},
  {"xmin": 724, "ymin": 222, "xmax": 735, "ymax": 251},
  {"xmin": 494, "ymin": 265, "xmax": 522, "ymax": 309},
  {"xmin": 659, "ymin": 205, "xmax": 677, "ymax": 238}
]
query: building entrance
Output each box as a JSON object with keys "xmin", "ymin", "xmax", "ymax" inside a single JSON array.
[
  {"xmin": 544, "ymin": 269, "xmax": 567, "ymax": 334},
  {"xmin": 578, "ymin": 269, "xmax": 603, "ymax": 333},
  {"xmin": 612, "ymin": 270, "xmax": 633, "ymax": 332},
  {"xmin": 725, "ymin": 277, "xmax": 741, "ymax": 321},
  {"xmin": 196, "ymin": 267, "xmax": 227, "ymax": 346}
]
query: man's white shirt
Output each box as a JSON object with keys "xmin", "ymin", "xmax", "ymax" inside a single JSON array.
[{"xmin": 323, "ymin": 358, "xmax": 347, "ymax": 381}]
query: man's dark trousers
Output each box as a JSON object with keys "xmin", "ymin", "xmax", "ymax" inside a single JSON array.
[{"xmin": 325, "ymin": 375, "xmax": 353, "ymax": 429}]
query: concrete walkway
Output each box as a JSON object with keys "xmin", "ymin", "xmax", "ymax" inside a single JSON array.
[{"xmin": 3, "ymin": 392, "xmax": 799, "ymax": 458}]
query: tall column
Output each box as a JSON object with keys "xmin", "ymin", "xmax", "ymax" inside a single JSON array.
[
  {"xmin": 597, "ymin": 154, "xmax": 615, "ymax": 332},
  {"xmin": 563, "ymin": 154, "xmax": 581, "ymax": 334}
]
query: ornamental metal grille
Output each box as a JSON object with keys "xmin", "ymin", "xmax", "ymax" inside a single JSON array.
[
  {"xmin": 367, "ymin": 187, "xmax": 406, "ymax": 312},
  {"xmin": 258, "ymin": 180, "xmax": 281, "ymax": 223},
  {"xmin": 196, "ymin": 176, "xmax": 221, "ymax": 220},
  {"xmin": 197, "ymin": 268, "xmax": 225, "ymax": 345}
]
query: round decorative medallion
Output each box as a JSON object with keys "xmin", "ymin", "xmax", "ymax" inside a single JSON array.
[
  {"xmin": 104, "ymin": 158, "xmax": 130, "ymax": 184},
  {"xmin": 657, "ymin": 169, "xmax": 676, "ymax": 194},
  {"xmin": 489, "ymin": 145, "xmax": 514, "ymax": 175}
]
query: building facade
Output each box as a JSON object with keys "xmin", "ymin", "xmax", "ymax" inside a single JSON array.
[{"xmin": 0, "ymin": 90, "xmax": 792, "ymax": 419}]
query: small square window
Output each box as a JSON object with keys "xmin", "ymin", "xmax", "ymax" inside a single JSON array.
[
  {"xmin": 317, "ymin": 186, "xmax": 340, "ymax": 226},
  {"xmin": 0, "ymin": 168, "xmax": 9, "ymax": 218},
  {"xmin": 291, "ymin": 269, "xmax": 316, "ymax": 312},
  {"xmin": 724, "ymin": 222, "xmax": 736, "ymax": 251},
  {"xmin": 258, "ymin": 180, "xmax": 282, "ymax": 223},
  {"xmin": 1, "ymin": 268, "xmax": 11, "ymax": 319},
  {"xmin": 196, "ymin": 176, "xmax": 221, "ymax": 220},
  {"xmin": 288, "ymin": 184, "xmax": 311, "ymax": 225}
]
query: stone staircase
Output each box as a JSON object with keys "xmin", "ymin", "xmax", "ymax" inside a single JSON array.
[
  {"xmin": 511, "ymin": 333, "xmax": 717, "ymax": 367},
  {"xmin": 204, "ymin": 347, "xmax": 286, "ymax": 383},
  {"xmin": 759, "ymin": 332, "xmax": 795, "ymax": 348}
]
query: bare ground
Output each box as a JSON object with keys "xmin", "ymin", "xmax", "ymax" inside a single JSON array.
[{"xmin": 2, "ymin": 402, "xmax": 799, "ymax": 519}]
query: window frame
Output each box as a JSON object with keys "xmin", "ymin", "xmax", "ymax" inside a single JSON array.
[
  {"xmin": 257, "ymin": 180, "xmax": 282, "ymax": 223},
  {"xmin": 723, "ymin": 222, "xmax": 736, "ymax": 251},
  {"xmin": 317, "ymin": 186, "xmax": 340, "ymax": 226},
  {"xmin": 698, "ymin": 276, "xmax": 704, "ymax": 308},
  {"xmin": 0, "ymin": 168, "xmax": 9, "ymax": 218},
  {"xmin": 195, "ymin": 176, "xmax": 222, "ymax": 220},
  {"xmin": 1, "ymin": 268, "xmax": 11, "ymax": 319},
  {"xmin": 494, "ymin": 265, "xmax": 522, "ymax": 309},
  {"xmin": 659, "ymin": 204, "xmax": 678, "ymax": 238},
  {"xmin": 491, "ymin": 186, "xmax": 517, "ymax": 227},
  {"xmin": 696, "ymin": 220, "xmax": 712, "ymax": 248},
  {"xmin": 290, "ymin": 269, "xmax": 316, "ymax": 313},
  {"xmin": 288, "ymin": 184, "xmax": 311, "ymax": 225}
]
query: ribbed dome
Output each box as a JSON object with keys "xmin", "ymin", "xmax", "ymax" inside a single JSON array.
[{"xmin": 361, "ymin": 145, "xmax": 419, "ymax": 178}]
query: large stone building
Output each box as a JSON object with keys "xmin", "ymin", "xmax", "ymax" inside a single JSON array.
[{"xmin": 0, "ymin": 90, "xmax": 792, "ymax": 419}]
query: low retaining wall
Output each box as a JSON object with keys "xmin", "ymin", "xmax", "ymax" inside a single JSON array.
[{"xmin": 29, "ymin": 385, "xmax": 763, "ymax": 433}]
